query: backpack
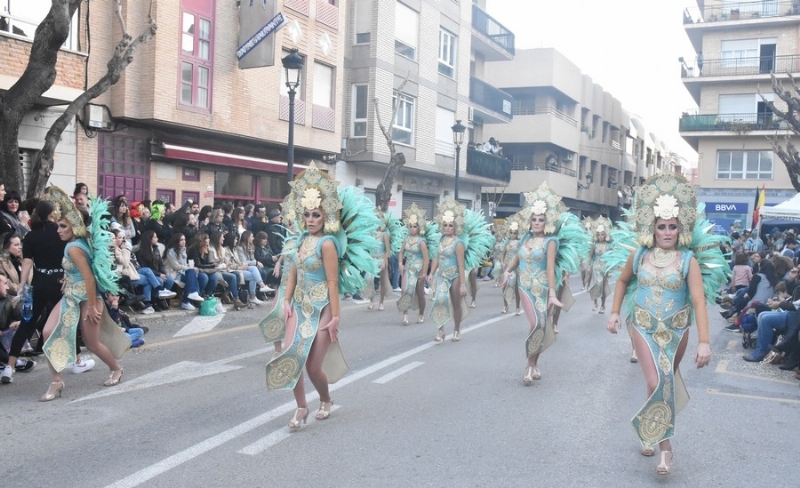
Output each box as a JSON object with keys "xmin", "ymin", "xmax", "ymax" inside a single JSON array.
[{"xmin": 740, "ymin": 311, "xmax": 758, "ymax": 334}]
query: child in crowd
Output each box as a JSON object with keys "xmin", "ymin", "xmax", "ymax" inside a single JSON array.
[{"xmin": 105, "ymin": 293, "xmax": 148, "ymax": 348}]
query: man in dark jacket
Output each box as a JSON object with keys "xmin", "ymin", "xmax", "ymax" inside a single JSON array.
[{"xmin": 266, "ymin": 209, "xmax": 285, "ymax": 258}]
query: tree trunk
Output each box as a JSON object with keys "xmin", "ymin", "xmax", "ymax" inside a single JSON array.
[
  {"xmin": 0, "ymin": 0, "xmax": 80, "ymax": 192},
  {"xmin": 762, "ymin": 74, "xmax": 800, "ymax": 192},
  {"xmin": 375, "ymin": 152, "xmax": 406, "ymax": 211}
]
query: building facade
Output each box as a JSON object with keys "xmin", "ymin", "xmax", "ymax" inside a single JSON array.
[
  {"xmin": 681, "ymin": 0, "xmax": 799, "ymax": 231},
  {"xmin": 339, "ymin": 0, "xmax": 514, "ymax": 217}
]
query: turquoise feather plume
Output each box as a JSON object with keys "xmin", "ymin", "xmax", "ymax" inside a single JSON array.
[
  {"xmin": 385, "ymin": 210, "xmax": 406, "ymax": 253},
  {"xmin": 691, "ymin": 203, "xmax": 731, "ymax": 303},
  {"xmin": 554, "ymin": 212, "xmax": 592, "ymax": 280},
  {"xmin": 336, "ymin": 186, "xmax": 382, "ymax": 294},
  {"xmin": 425, "ymin": 222, "xmax": 442, "ymax": 260},
  {"xmin": 88, "ymin": 197, "xmax": 120, "ymax": 295},
  {"xmin": 461, "ymin": 209, "xmax": 495, "ymax": 270}
]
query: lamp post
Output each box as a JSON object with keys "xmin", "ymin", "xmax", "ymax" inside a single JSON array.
[
  {"xmin": 282, "ymin": 49, "xmax": 304, "ymax": 186},
  {"xmin": 451, "ymin": 119, "xmax": 466, "ymax": 201}
]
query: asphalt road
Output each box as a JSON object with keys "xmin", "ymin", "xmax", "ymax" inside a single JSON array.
[{"xmin": 3, "ymin": 275, "xmax": 798, "ymax": 488}]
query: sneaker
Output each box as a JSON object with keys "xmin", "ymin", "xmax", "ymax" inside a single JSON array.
[
  {"xmin": 140, "ymin": 325, "xmax": 150, "ymax": 335},
  {"xmin": 181, "ymin": 302, "xmax": 196, "ymax": 311},
  {"xmin": 187, "ymin": 292, "xmax": 204, "ymax": 302},
  {"xmin": 141, "ymin": 306, "xmax": 155, "ymax": 314},
  {"xmin": 742, "ymin": 352, "xmax": 766, "ymax": 362},
  {"xmin": 158, "ymin": 289, "xmax": 177, "ymax": 298},
  {"xmin": 15, "ymin": 359, "xmax": 35, "ymax": 372},
  {"xmin": 259, "ymin": 284, "xmax": 275, "ymax": 293},
  {"xmin": 72, "ymin": 358, "xmax": 95, "ymax": 374},
  {"xmin": 250, "ymin": 296, "xmax": 264, "ymax": 305},
  {"xmin": 1, "ymin": 365, "xmax": 13, "ymax": 383},
  {"xmin": 724, "ymin": 323, "xmax": 740, "ymax": 332},
  {"xmin": 393, "ymin": 287, "xmax": 401, "ymax": 292},
  {"xmin": 131, "ymin": 339, "xmax": 145, "ymax": 348}
]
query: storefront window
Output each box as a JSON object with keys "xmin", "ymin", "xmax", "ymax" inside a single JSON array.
[
  {"xmin": 258, "ymin": 174, "xmax": 286, "ymax": 201},
  {"xmin": 215, "ymin": 171, "xmax": 254, "ymax": 197}
]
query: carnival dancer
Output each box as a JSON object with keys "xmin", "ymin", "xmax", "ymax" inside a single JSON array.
[
  {"xmin": 605, "ymin": 172, "xmax": 727, "ymax": 475},
  {"xmin": 40, "ymin": 188, "xmax": 129, "ymax": 401},
  {"xmin": 464, "ymin": 209, "xmax": 495, "ymax": 309},
  {"xmin": 500, "ymin": 212, "xmax": 527, "ymax": 315},
  {"xmin": 580, "ymin": 218, "xmax": 594, "ymax": 290},
  {"xmin": 258, "ymin": 194, "xmax": 298, "ymax": 357},
  {"xmin": 588, "ymin": 216, "xmax": 613, "ymax": 313},
  {"xmin": 491, "ymin": 225, "xmax": 506, "ymax": 288},
  {"xmin": 397, "ymin": 203, "xmax": 440, "ymax": 325},
  {"xmin": 366, "ymin": 210, "xmax": 402, "ymax": 311},
  {"xmin": 264, "ymin": 162, "xmax": 379, "ymax": 429},
  {"xmin": 503, "ymin": 182, "xmax": 590, "ymax": 384}
]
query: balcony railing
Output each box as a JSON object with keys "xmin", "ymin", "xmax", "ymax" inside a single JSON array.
[
  {"xmin": 466, "ymin": 148, "xmax": 511, "ymax": 183},
  {"xmin": 513, "ymin": 107, "xmax": 578, "ymax": 127},
  {"xmin": 472, "ymin": 4, "xmax": 515, "ymax": 56},
  {"xmin": 509, "ymin": 160, "xmax": 577, "ymax": 177},
  {"xmin": 679, "ymin": 112, "xmax": 783, "ymax": 131},
  {"xmin": 470, "ymin": 77, "xmax": 513, "ymax": 117},
  {"xmin": 683, "ymin": 1, "xmax": 800, "ymax": 24},
  {"xmin": 683, "ymin": 54, "xmax": 800, "ymax": 77}
]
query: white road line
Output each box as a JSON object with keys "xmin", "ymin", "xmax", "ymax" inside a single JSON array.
[
  {"xmin": 103, "ymin": 313, "xmax": 513, "ymax": 488},
  {"xmin": 714, "ymin": 359, "xmax": 798, "ymax": 386},
  {"xmin": 726, "ymin": 339, "xmax": 738, "ymax": 351},
  {"xmin": 173, "ymin": 314, "xmax": 226, "ymax": 337},
  {"xmin": 238, "ymin": 405, "xmax": 341, "ymax": 456},
  {"xmin": 372, "ymin": 361, "xmax": 424, "ymax": 384},
  {"xmin": 707, "ymin": 388, "xmax": 800, "ymax": 404}
]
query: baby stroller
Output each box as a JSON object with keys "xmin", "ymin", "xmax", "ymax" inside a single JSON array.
[{"xmin": 740, "ymin": 310, "xmax": 757, "ymax": 349}]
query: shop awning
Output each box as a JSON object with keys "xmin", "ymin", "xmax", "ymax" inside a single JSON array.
[{"xmin": 163, "ymin": 144, "xmax": 308, "ymax": 174}]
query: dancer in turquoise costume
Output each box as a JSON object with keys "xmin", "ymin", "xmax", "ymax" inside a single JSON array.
[
  {"xmin": 265, "ymin": 162, "xmax": 380, "ymax": 430},
  {"xmin": 258, "ymin": 194, "xmax": 298, "ymax": 357},
  {"xmin": 587, "ymin": 216, "xmax": 612, "ymax": 314},
  {"xmin": 428, "ymin": 199, "xmax": 493, "ymax": 342},
  {"xmin": 500, "ymin": 212, "xmax": 526, "ymax": 315},
  {"xmin": 366, "ymin": 210, "xmax": 402, "ymax": 311},
  {"xmin": 40, "ymin": 187, "xmax": 128, "ymax": 401},
  {"xmin": 605, "ymin": 172, "xmax": 727, "ymax": 475},
  {"xmin": 397, "ymin": 203, "xmax": 439, "ymax": 325},
  {"xmin": 503, "ymin": 182, "xmax": 590, "ymax": 385}
]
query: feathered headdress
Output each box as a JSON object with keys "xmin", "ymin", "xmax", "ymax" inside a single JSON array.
[
  {"xmin": 505, "ymin": 211, "xmax": 529, "ymax": 237},
  {"xmin": 587, "ymin": 215, "xmax": 612, "ymax": 242},
  {"xmin": 290, "ymin": 161, "xmax": 342, "ymax": 234},
  {"xmin": 403, "ymin": 203, "xmax": 428, "ymax": 236},
  {"xmin": 435, "ymin": 198, "xmax": 466, "ymax": 236},
  {"xmin": 462, "ymin": 209, "xmax": 495, "ymax": 270},
  {"xmin": 45, "ymin": 186, "xmax": 86, "ymax": 238},
  {"xmin": 633, "ymin": 172, "xmax": 696, "ymax": 248},
  {"xmin": 521, "ymin": 182, "xmax": 566, "ymax": 235},
  {"xmin": 383, "ymin": 210, "xmax": 405, "ymax": 253}
]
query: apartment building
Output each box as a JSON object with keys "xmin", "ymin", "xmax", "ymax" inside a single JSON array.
[
  {"xmin": 681, "ymin": 0, "xmax": 799, "ymax": 231},
  {"xmin": 339, "ymin": 0, "xmax": 514, "ymax": 217},
  {"xmin": 481, "ymin": 48, "xmax": 669, "ymax": 220},
  {"xmin": 4, "ymin": 0, "xmax": 346, "ymax": 207}
]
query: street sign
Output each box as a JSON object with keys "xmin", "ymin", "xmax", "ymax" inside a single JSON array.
[{"xmin": 237, "ymin": 10, "xmax": 287, "ymax": 67}]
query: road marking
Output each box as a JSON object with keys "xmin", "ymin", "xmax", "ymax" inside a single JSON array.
[
  {"xmin": 726, "ymin": 339, "xmax": 738, "ymax": 351},
  {"xmin": 173, "ymin": 314, "xmax": 226, "ymax": 337},
  {"xmin": 72, "ymin": 348, "xmax": 272, "ymax": 403},
  {"xmin": 714, "ymin": 359, "xmax": 798, "ymax": 386},
  {"xmin": 103, "ymin": 313, "xmax": 513, "ymax": 488},
  {"xmin": 238, "ymin": 405, "xmax": 341, "ymax": 456},
  {"xmin": 372, "ymin": 361, "xmax": 424, "ymax": 384},
  {"xmin": 707, "ymin": 388, "xmax": 800, "ymax": 404}
]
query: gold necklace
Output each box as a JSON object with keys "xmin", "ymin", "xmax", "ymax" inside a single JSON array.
[
  {"xmin": 649, "ymin": 247, "xmax": 677, "ymax": 268},
  {"xmin": 442, "ymin": 236, "xmax": 455, "ymax": 247},
  {"xmin": 300, "ymin": 235, "xmax": 320, "ymax": 255}
]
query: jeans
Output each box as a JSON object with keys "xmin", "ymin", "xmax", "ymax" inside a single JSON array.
[
  {"xmin": 198, "ymin": 272, "xmax": 220, "ymax": 296},
  {"xmin": 243, "ymin": 266, "xmax": 261, "ymax": 295},
  {"xmin": 133, "ymin": 267, "xmax": 161, "ymax": 301},
  {"xmin": 220, "ymin": 272, "xmax": 238, "ymax": 294},
  {"xmin": 124, "ymin": 328, "xmax": 144, "ymax": 344},
  {"xmin": 389, "ymin": 253, "xmax": 400, "ymax": 289},
  {"xmin": 181, "ymin": 269, "xmax": 202, "ymax": 303},
  {"xmin": 755, "ymin": 311, "xmax": 790, "ymax": 356}
]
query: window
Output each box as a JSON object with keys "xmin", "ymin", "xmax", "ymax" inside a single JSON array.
[
  {"xmin": 1, "ymin": 0, "xmax": 79, "ymax": 50},
  {"xmin": 720, "ymin": 39, "xmax": 758, "ymax": 68},
  {"xmin": 394, "ymin": 2, "xmax": 418, "ymax": 59},
  {"xmin": 354, "ymin": 0, "xmax": 370, "ymax": 44},
  {"xmin": 179, "ymin": 0, "xmax": 214, "ymax": 111},
  {"xmin": 392, "ymin": 92, "xmax": 415, "ymax": 145},
  {"xmin": 182, "ymin": 167, "xmax": 200, "ymax": 181},
  {"xmin": 435, "ymin": 107, "xmax": 455, "ymax": 155},
  {"xmin": 351, "ymin": 84, "xmax": 368, "ymax": 137},
  {"xmin": 313, "ymin": 63, "xmax": 334, "ymax": 108},
  {"xmin": 716, "ymin": 150, "xmax": 773, "ymax": 179},
  {"xmin": 438, "ymin": 29, "xmax": 456, "ymax": 77}
]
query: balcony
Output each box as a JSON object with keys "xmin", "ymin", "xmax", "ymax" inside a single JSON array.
[
  {"xmin": 683, "ymin": 1, "xmax": 800, "ymax": 51},
  {"xmin": 510, "ymin": 160, "xmax": 577, "ymax": 177},
  {"xmin": 679, "ymin": 111, "xmax": 790, "ymax": 150},
  {"xmin": 491, "ymin": 107, "xmax": 579, "ymax": 153},
  {"xmin": 471, "ymin": 4, "xmax": 515, "ymax": 61},
  {"xmin": 683, "ymin": 54, "xmax": 800, "ymax": 78},
  {"xmin": 469, "ymin": 77, "xmax": 513, "ymax": 124},
  {"xmin": 466, "ymin": 148, "xmax": 511, "ymax": 183}
]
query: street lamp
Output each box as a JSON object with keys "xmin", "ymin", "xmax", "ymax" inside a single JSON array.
[
  {"xmin": 282, "ymin": 48, "xmax": 304, "ymax": 185},
  {"xmin": 451, "ymin": 119, "xmax": 466, "ymax": 201}
]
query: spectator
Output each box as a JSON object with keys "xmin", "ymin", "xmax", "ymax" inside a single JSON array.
[
  {"xmin": 254, "ymin": 231, "xmax": 277, "ymax": 287},
  {"xmin": 73, "ymin": 182, "xmax": 88, "ymax": 196},
  {"xmin": 105, "ymin": 293, "xmax": 147, "ymax": 348},
  {"xmin": 231, "ymin": 207, "xmax": 247, "ymax": 235},
  {"xmin": 187, "ymin": 232, "xmax": 224, "ymax": 300},
  {"xmin": 0, "ymin": 233, "xmax": 23, "ymax": 297},
  {"xmin": 0, "ymin": 190, "xmax": 29, "ymax": 237},
  {"xmin": 134, "ymin": 230, "xmax": 177, "ymax": 310},
  {"xmin": 205, "ymin": 209, "xmax": 227, "ymax": 236},
  {"xmin": 250, "ymin": 204, "xmax": 268, "ymax": 235},
  {"xmin": 244, "ymin": 204, "xmax": 255, "ymax": 230},
  {"xmin": 111, "ymin": 199, "xmax": 138, "ymax": 248},
  {"xmin": 265, "ymin": 209, "xmax": 284, "ymax": 259},
  {"xmin": 0, "ymin": 275, "xmax": 36, "ymax": 376},
  {"xmin": 223, "ymin": 232, "xmax": 266, "ymax": 304},
  {"xmin": 730, "ymin": 252, "xmax": 752, "ymax": 293},
  {"xmin": 163, "ymin": 233, "xmax": 208, "ymax": 311},
  {"xmin": 208, "ymin": 230, "xmax": 247, "ymax": 308},
  {"xmin": 221, "ymin": 202, "xmax": 234, "ymax": 230}
]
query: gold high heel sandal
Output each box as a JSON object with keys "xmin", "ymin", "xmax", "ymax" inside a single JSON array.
[
  {"xmin": 378, "ymin": 303, "xmax": 384, "ymax": 311},
  {"xmin": 39, "ymin": 381, "xmax": 64, "ymax": 402},
  {"xmin": 630, "ymin": 351, "xmax": 639, "ymax": 363},
  {"xmin": 501, "ymin": 306, "xmax": 508, "ymax": 314},
  {"xmin": 103, "ymin": 368, "xmax": 124, "ymax": 387},
  {"xmin": 367, "ymin": 302, "xmax": 374, "ymax": 310},
  {"xmin": 656, "ymin": 451, "xmax": 672, "ymax": 475},
  {"xmin": 315, "ymin": 400, "xmax": 333, "ymax": 420},
  {"xmin": 515, "ymin": 308, "xmax": 522, "ymax": 316},
  {"xmin": 523, "ymin": 367, "xmax": 533, "ymax": 386},
  {"xmin": 641, "ymin": 446, "xmax": 655, "ymax": 457},
  {"xmin": 417, "ymin": 316, "xmax": 424, "ymax": 324},
  {"xmin": 451, "ymin": 330, "xmax": 461, "ymax": 342},
  {"xmin": 288, "ymin": 407, "xmax": 309, "ymax": 430},
  {"xmin": 402, "ymin": 315, "xmax": 409, "ymax": 325},
  {"xmin": 434, "ymin": 328, "xmax": 446, "ymax": 343},
  {"xmin": 531, "ymin": 366, "xmax": 541, "ymax": 380},
  {"xmin": 553, "ymin": 324, "xmax": 559, "ymax": 334},
  {"xmin": 470, "ymin": 301, "xmax": 476, "ymax": 308}
]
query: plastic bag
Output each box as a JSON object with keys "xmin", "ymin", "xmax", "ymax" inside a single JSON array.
[{"xmin": 200, "ymin": 297, "xmax": 218, "ymax": 316}]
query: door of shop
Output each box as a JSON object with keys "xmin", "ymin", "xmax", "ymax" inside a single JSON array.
[
  {"xmin": 97, "ymin": 133, "xmax": 149, "ymax": 201},
  {"xmin": 403, "ymin": 192, "xmax": 437, "ymax": 219}
]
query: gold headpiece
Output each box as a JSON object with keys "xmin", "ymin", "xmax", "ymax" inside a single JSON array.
[
  {"xmin": 403, "ymin": 202, "xmax": 427, "ymax": 235},
  {"xmin": 634, "ymin": 172, "xmax": 696, "ymax": 248},
  {"xmin": 290, "ymin": 161, "xmax": 342, "ymax": 234},
  {"xmin": 435, "ymin": 198, "xmax": 465, "ymax": 235},
  {"xmin": 505, "ymin": 211, "xmax": 529, "ymax": 237},
  {"xmin": 521, "ymin": 182, "xmax": 566, "ymax": 235},
  {"xmin": 280, "ymin": 193, "xmax": 297, "ymax": 225},
  {"xmin": 45, "ymin": 186, "xmax": 86, "ymax": 238},
  {"xmin": 587, "ymin": 215, "xmax": 612, "ymax": 242}
]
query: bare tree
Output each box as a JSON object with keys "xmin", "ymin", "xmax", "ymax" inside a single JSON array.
[
  {"xmin": 761, "ymin": 74, "xmax": 800, "ymax": 191},
  {"xmin": 0, "ymin": 0, "xmax": 157, "ymax": 198},
  {"xmin": 373, "ymin": 76, "xmax": 410, "ymax": 211}
]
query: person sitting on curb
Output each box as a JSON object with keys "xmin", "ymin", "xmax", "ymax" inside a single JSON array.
[
  {"xmin": 105, "ymin": 293, "xmax": 148, "ymax": 348},
  {"xmin": 0, "ymin": 275, "xmax": 35, "ymax": 376}
]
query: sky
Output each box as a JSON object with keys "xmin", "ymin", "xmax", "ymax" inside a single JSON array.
[{"xmin": 488, "ymin": 0, "xmax": 698, "ymax": 163}]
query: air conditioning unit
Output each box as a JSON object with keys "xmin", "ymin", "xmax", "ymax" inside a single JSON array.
[
  {"xmin": 563, "ymin": 153, "xmax": 574, "ymax": 162},
  {"xmin": 84, "ymin": 104, "xmax": 113, "ymax": 131},
  {"xmin": 467, "ymin": 106, "xmax": 475, "ymax": 123}
]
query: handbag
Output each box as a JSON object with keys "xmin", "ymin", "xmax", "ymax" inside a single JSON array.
[
  {"xmin": 322, "ymin": 340, "xmax": 349, "ymax": 383},
  {"xmin": 99, "ymin": 308, "xmax": 131, "ymax": 359},
  {"xmin": 200, "ymin": 297, "xmax": 218, "ymax": 316}
]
